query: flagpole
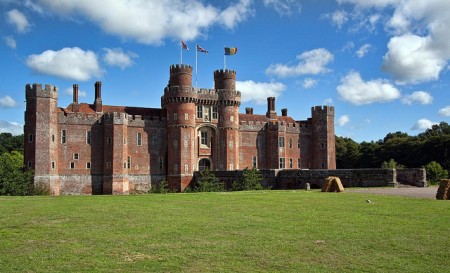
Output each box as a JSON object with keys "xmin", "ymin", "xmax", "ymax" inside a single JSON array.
[
  {"xmin": 180, "ymin": 42, "xmax": 183, "ymax": 64},
  {"xmin": 224, "ymin": 46, "xmax": 226, "ymax": 70},
  {"xmin": 195, "ymin": 44, "xmax": 198, "ymax": 90}
]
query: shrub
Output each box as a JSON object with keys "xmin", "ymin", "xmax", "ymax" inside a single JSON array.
[
  {"xmin": 233, "ymin": 167, "xmax": 263, "ymax": 191},
  {"xmin": 150, "ymin": 180, "xmax": 170, "ymax": 194},
  {"xmin": 424, "ymin": 161, "xmax": 448, "ymax": 185},
  {"xmin": 195, "ymin": 169, "xmax": 224, "ymax": 192},
  {"xmin": 0, "ymin": 151, "xmax": 34, "ymax": 196},
  {"xmin": 381, "ymin": 159, "xmax": 405, "ymax": 169}
]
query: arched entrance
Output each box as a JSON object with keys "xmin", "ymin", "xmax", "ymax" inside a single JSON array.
[{"xmin": 199, "ymin": 158, "xmax": 211, "ymax": 172}]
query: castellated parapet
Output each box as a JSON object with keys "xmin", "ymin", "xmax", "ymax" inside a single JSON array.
[{"xmin": 24, "ymin": 63, "xmax": 336, "ymax": 195}]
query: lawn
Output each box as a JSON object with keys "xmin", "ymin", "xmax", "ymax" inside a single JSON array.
[{"xmin": 0, "ymin": 190, "xmax": 448, "ymax": 272}]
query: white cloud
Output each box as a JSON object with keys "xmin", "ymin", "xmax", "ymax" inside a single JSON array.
[
  {"xmin": 0, "ymin": 96, "xmax": 17, "ymax": 108},
  {"xmin": 412, "ymin": 118, "xmax": 437, "ymax": 131},
  {"xmin": 438, "ymin": 106, "xmax": 450, "ymax": 117},
  {"xmin": 26, "ymin": 47, "xmax": 103, "ymax": 81},
  {"xmin": 263, "ymin": 0, "xmax": 302, "ymax": 16},
  {"xmin": 236, "ymin": 80, "xmax": 286, "ymax": 105},
  {"xmin": 4, "ymin": 36, "xmax": 16, "ymax": 49},
  {"xmin": 302, "ymin": 78, "xmax": 317, "ymax": 89},
  {"xmin": 401, "ymin": 91, "xmax": 433, "ymax": 105},
  {"xmin": 382, "ymin": 34, "xmax": 446, "ymax": 84},
  {"xmin": 327, "ymin": 10, "xmax": 348, "ymax": 29},
  {"xmin": 356, "ymin": 43, "xmax": 371, "ymax": 58},
  {"xmin": 337, "ymin": 71, "xmax": 401, "ymax": 105},
  {"xmin": 338, "ymin": 115, "xmax": 350, "ymax": 126},
  {"xmin": 103, "ymin": 48, "xmax": 137, "ymax": 69},
  {"xmin": 6, "ymin": 9, "xmax": 30, "ymax": 33},
  {"xmin": 0, "ymin": 121, "xmax": 23, "ymax": 136},
  {"xmin": 266, "ymin": 48, "xmax": 334, "ymax": 77},
  {"xmin": 323, "ymin": 98, "xmax": 334, "ymax": 105},
  {"xmin": 29, "ymin": 0, "xmax": 253, "ymax": 44},
  {"xmin": 64, "ymin": 87, "xmax": 87, "ymax": 98},
  {"xmin": 341, "ymin": 41, "xmax": 355, "ymax": 52}
]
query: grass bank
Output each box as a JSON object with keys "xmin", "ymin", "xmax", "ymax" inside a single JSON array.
[{"xmin": 0, "ymin": 190, "xmax": 448, "ymax": 272}]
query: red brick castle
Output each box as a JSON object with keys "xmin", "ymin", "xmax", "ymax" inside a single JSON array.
[{"xmin": 24, "ymin": 64, "xmax": 336, "ymax": 195}]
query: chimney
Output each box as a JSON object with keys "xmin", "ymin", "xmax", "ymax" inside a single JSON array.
[
  {"xmin": 266, "ymin": 97, "xmax": 277, "ymax": 119},
  {"xmin": 94, "ymin": 81, "xmax": 102, "ymax": 112},
  {"xmin": 72, "ymin": 84, "xmax": 79, "ymax": 112},
  {"xmin": 281, "ymin": 108, "xmax": 287, "ymax": 116},
  {"xmin": 245, "ymin": 107, "xmax": 253, "ymax": 114}
]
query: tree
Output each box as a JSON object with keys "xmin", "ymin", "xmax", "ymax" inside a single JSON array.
[
  {"xmin": 336, "ymin": 136, "xmax": 361, "ymax": 169},
  {"xmin": 381, "ymin": 159, "xmax": 404, "ymax": 169},
  {"xmin": 195, "ymin": 169, "xmax": 224, "ymax": 192},
  {"xmin": 0, "ymin": 133, "xmax": 24, "ymax": 154},
  {"xmin": 233, "ymin": 167, "xmax": 263, "ymax": 191},
  {"xmin": 424, "ymin": 161, "xmax": 448, "ymax": 185},
  {"xmin": 0, "ymin": 151, "xmax": 34, "ymax": 195}
]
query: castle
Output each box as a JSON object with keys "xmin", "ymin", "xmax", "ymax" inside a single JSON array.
[{"xmin": 24, "ymin": 64, "xmax": 336, "ymax": 195}]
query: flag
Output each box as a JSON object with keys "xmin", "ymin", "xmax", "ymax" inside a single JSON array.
[
  {"xmin": 224, "ymin": 47, "xmax": 238, "ymax": 55},
  {"xmin": 181, "ymin": 40, "xmax": 189, "ymax": 50},
  {"xmin": 197, "ymin": 44, "xmax": 208, "ymax": 54}
]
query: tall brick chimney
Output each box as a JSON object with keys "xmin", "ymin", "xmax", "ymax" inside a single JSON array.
[
  {"xmin": 245, "ymin": 107, "xmax": 253, "ymax": 114},
  {"xmin": 94, "ymin": 81, "xmax": 102, "ymax": 112},
  {"xmin": 72, "ymin": 84, "xmax": 79, "ymax": 112},
  {"xmin": 281, "ymin": 108, "xmax": 287, "ymax": 116},
  {"xmin": 266, "ymin": 97, "xmax": 277, "ymax": 119}
]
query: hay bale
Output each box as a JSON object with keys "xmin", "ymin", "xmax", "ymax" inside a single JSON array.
[
  {"xmin": 436, "ymin": 179, "xmax": 450, "ymax": 200},
  {"xmin": 322, "ymin": 176, "xmax": 345, "ymax": 193}
]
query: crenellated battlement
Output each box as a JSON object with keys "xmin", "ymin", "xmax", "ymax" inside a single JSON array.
[
  {"xmin": 26, "ymin": 83, "xmax": 58, "ymax": 99},
  {"xmin": 311, "ymin": 105, "xmax": 335, "ymax": 116},
  {"xmin": 214, "ymin": 69, "xmax": 236, "ymax": 77},
  {"xmin": 162, "ymin": 85, "xmax": 241, "ymax": 107},
  {"xmin": 170, "ymin": 64, "xmax": 193, "ymax": 72}
]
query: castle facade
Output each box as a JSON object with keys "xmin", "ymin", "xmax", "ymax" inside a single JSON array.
[{"xmin": 24, "ymin": 64, "xmax": 335, "ymax": 195}]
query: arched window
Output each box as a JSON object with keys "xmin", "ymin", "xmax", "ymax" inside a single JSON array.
[{"xmin": 199, "ymin": 158, "xmax": 211, "ymax": 172}]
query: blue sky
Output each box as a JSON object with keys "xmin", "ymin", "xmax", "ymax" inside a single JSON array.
[{"xmin": 0, "ymin": 0, "xmax": 449, "ymax": 142}]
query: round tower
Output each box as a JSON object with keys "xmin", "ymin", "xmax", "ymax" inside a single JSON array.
[
  {"xmin": 214, "ymin": 69, "xmax": 236, "ymax": 90},
  {"xmin": 169, "ymin": 64, "xmax": 193, "ymax": 88}
]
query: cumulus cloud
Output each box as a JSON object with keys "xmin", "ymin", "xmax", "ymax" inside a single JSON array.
[
  {"xmin": 266, "ymin": 48, "xmax": 334, "ymax": 77},
  {"xmin": 412, "ymin": 118, "xmax": 437, "ymax": 131},
  {"xmin": 337, "ymin": 115, "xmax": 350, "ymax": 126},
  {"xmin": 6, "ymin": 9, "xmax": 30, "ymax": 33},
  {"xmin": 27, "ymin": 0, "xmax": 253, "ymax": 44},
  {"xmin": 401, "ymin": 91, "xmax": 433, "ymax": 105},
  {"xmin": 0, "ymin": 121, "xmax": 23, "ymax": 135},
  {"xmin": 0, "ymin": 96, "xmax": 17, "ymax": 108},
  {"xmin": 4, "ymin": 36, "xmax": 16, "ymax": 49},
  {"xmin": 263, "ymin": 0, "xmax": 302, "ymax": 16},
  {"xmin": 64, "ymin": 87, "xmax": 87, "ymax": 98},
  {"xmin": 438, "ymin": 106, "xmax": 450, "ymax": 117},
  {"xmin": 337, "ymin": 71, "xmax": 401, "ymax": 105},
  {"xmin": 326, "ymin": 10, "xmax": 348, "ymax": 29},
  {"xmin": 103, "ymin": 48, "xmax": 137, "ymax": 69},
  {"xmin": 236, "ymin": 80, "xmax": 286, "ymax": 105},
  {"xmin": 356, "ymin": 43, "xmax": 371, "ymax": 58},
  {"xmin": 302, "ymin": 78, "xmax": 317, "ymax": 89},
  {"xmin": 26, "ymin": 47, "xmax": 103, "ymax": 81}
]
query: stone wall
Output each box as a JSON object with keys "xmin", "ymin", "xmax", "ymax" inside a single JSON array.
[{"xmin": 396, "ymin": 169, "xmax": 427, "ymax": 187}]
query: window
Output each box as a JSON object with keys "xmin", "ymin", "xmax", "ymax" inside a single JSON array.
[
  {"xmin": 73, "ymin": 153, "xmax": 79, "ymax": 160},
  {"xmin": 86, "ymin": 131, "xmax": 91, "ymax": 144},
  {"xmin": 321, "ymin": 142, "xmax": 325, "ymax": 149},
  {"xmin": 127, "ymin": 157, "xmax": 131, "ymax": 169},
  {"xmin": 159, "ymin": 157, "xmax": 164, "ymax": 170},
  {"xmin": 279, "ymin": 158, "xmax": 285, "ymax": 169},
  {"xmin": 28, "ymin": 134, "xmax": 33, "ymax": 142},
  {"xmin": 107, "ymin": 137, "xmax": 112, "ymax": 145},
  {"xmin": 278, "ymin": 137, "xmax": 285, "ymax": 148},
  {"xmin": 289, "ymin": 158, "xmax": 293, "ymax": 168},
  {"xmin": 184, "ymin": 113, "xmax": 189, "ymax": 120},
  {"xmin": 27, "ymin": 161, "xmax": 32, "ymax": 168},
  {"xmin": 298, "ymin": 158, "xmax": 301, "ymax": 168},
  {"xmin": 137, "ymin": 132, "xmax": 142, "ymax": 146},
  {"xmin": 298, "ymin": 138, "xmax": 301, "ymax": 148},
  {"xmin": 51, "ymin": 161, "xmax": 55, "ymax": 170},
  {"xmin": 322, "ymin": 162, "xmax": 325, "ymax": 168},
  {"xmin": 197, "ymin": 105, "xmax": 203, "ymax": 118},
  {"xmin": 52, "ymin": 135, "xmax": 55, "ymax": 142},
  {"xmin": 201, "ymin": 131, "xmax": 208, "ymax": 145},
  {"xmin": 152, "ymin": 132, "xmax": 157, "ymax": 145},
  {"xmin": 86, "ymin": 162, "xmax": 91, "ymax": 169},
  {"xmin": 173, "ymin": 113, "xmax": 178, "ymax": 120},
  {"xmin": 212, "ymin": 106, "xmax": 218, "ymax": 119},
  {"xmin": 289, "ymin": 138, "xmax": 292, "ymax": 149},
  {"xmin": 70, "ymin": 162, "xmax": 75, "ymax": 169},
  {"xmin": 252, "ymin": 156, "xmax": 257, "ymax": 168},
  {"xmin": 123, "ymin": 137, "xmax": 127, "ymax": 145},
  {"xmin": 106, "ymin": 162, "xmax": 111, "ymax": 170},
  {"xmin": 61, "ymin": 129, "xmax": 66, "ymax": 144}
]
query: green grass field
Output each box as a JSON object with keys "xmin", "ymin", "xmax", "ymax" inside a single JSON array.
[{"xmin": 0, "ymin": 190, "xmax": 448, "ymax": 272}]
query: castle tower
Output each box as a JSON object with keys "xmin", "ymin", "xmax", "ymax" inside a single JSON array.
[
  {"xmin": 311, "ymin": 106, "xmax": 336, "ymax": 169},
  {"xmin": 265, "ymin": 97, "xmax": 280, "ymax": 169},
  {"xmin": 215, "ymin": 69, "xmax": 240, "ymax": 171},
  {"xmin": 162, "ymin": 64, "xmax": 196, "ymax": 191},
  {"xmin": 24, "ymin": 84, "xmax": 60, "ymax": 194}
]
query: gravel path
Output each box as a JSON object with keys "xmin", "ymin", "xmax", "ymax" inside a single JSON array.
[{"xmin": 347, "ymin": 186, "xmax": 439, "ymax": 199}]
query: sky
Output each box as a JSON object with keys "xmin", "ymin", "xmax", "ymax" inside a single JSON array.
[{"xmin": 0, "ymin": 0, "xmax": 449, "ymax": 143}]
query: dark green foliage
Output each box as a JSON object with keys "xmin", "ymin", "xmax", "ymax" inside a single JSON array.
[
  {"xmin": 336, "ymin": 136, "xmax": 361, "ymax": 168},
  {"xmin": 0, "ymin": 151, "xmax": 35, "ymax": 196},
  {"xmin": 0, "ymin": 133, "xmax": 24, "ymax": 154},
  {"xmin": 195, "ymin": 169, "xmax": 224, "ymax": 192},
  {"xmin": 150, "ymin": 180, "xmax": 170, "ymax": 193},
  {"xmin": 381, "ymin": 159, "xmax": 405, "ymax": 169},
  {"xmin": 233, "ymin": 167, "xmax": 263, "ymax": 191},
  {"xmin": 424, "ymin": 161, "xmax": 448, "ymax": 185}
]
